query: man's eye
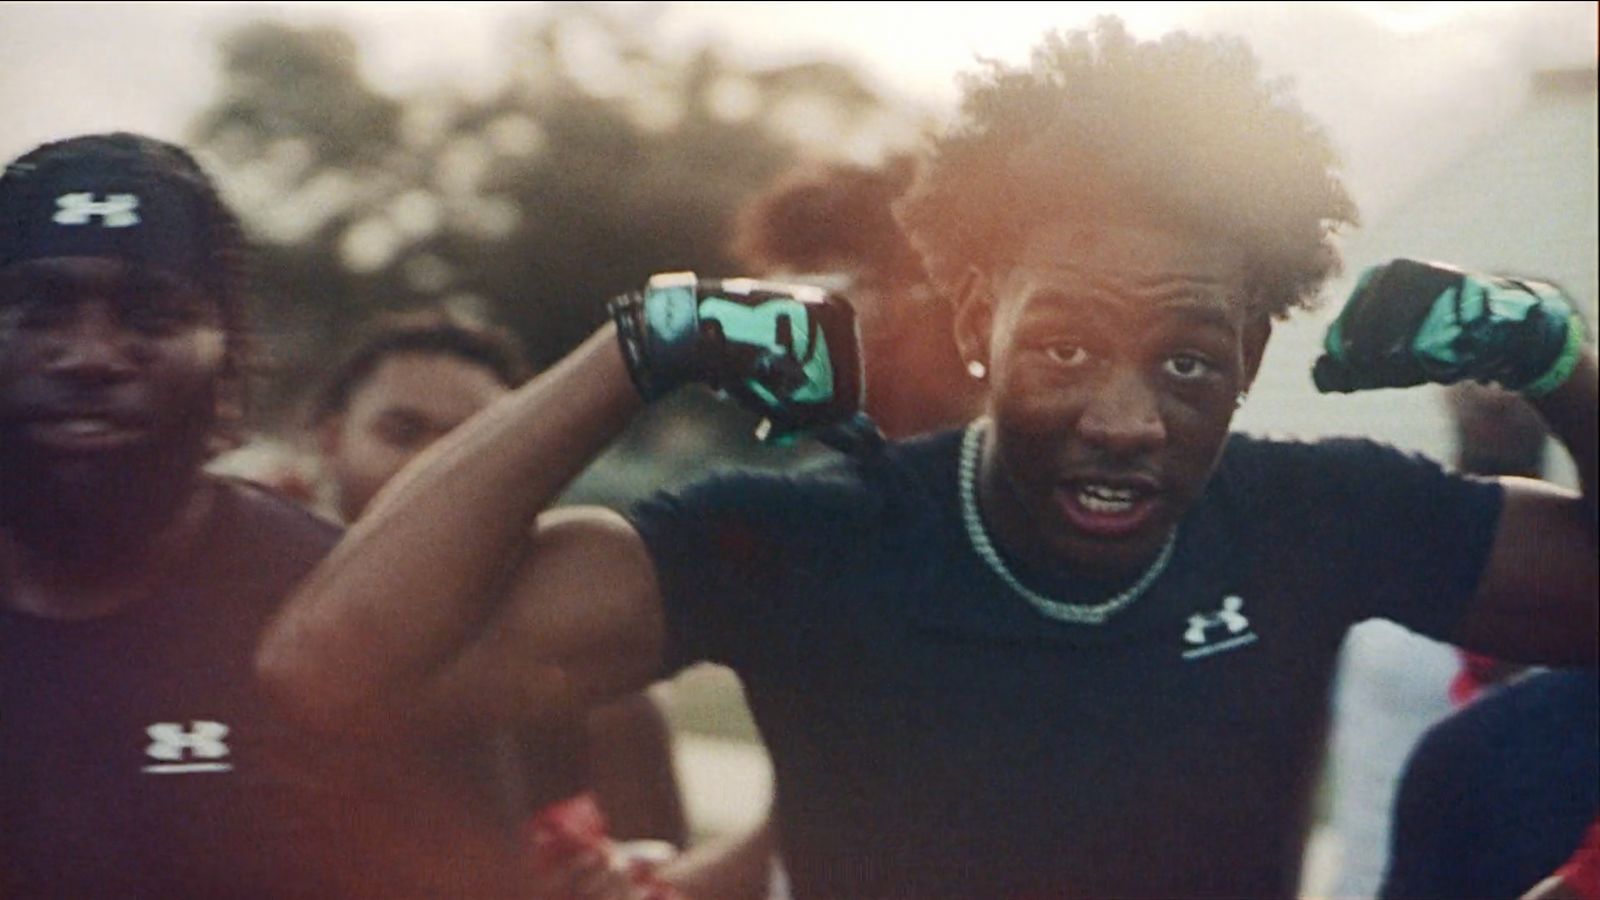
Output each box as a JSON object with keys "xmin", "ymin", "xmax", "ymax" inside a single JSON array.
[
  {"xmin": 1, "ymin": 282, "xmax": 71, "ymax": 330},
  {"xmin": 123, "ymin": 304, "xmax": 197, "ymax": 336},
  {"xmin": 1045, "ymin": 343, "xmax": 1089, "ymax": 367},
  {"xmin": 1164, "ymin": 353, "xmax": 1213, "ymax": 380},
  {"xmin": 9, "ymin": 300, "xmax": 71, "ymax": 330},
  {"xmin": 375, "ymin": 418, "xmax": 429, "ymax": 449}
]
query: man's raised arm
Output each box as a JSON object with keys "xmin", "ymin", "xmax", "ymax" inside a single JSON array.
[
  {"xmin": 258, "ymin": 324, "xmax": 660, "ymax": 734},
  {"xmin": 1455, "ymin": 344, "xmax": 1598, "ymax": 664},
  {"xmin": 258, "ymin": 275, "xmax": 865, "ymax": 735},
  {"xmin": 1315, "ymin": 259, "xmax": 1598, "ymax": 664}
]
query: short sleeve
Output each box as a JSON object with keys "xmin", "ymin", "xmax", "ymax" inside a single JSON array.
[
  {"xmin": 628, "ymin": 476, "xmax": 769, "ymax": 674},
  {"xmin": 1295, "ymin": 439, "xmax": 1504, "ymax": 640},
  {"xmin": 625, "ymin": 462, "xmax": 881, "ymax": 677}
]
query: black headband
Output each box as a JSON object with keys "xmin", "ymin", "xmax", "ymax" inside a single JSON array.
[{"xmin": 1, "ymin": 156, "xmax": 207, "ymax": 277}]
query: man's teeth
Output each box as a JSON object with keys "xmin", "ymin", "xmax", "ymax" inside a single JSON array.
[
  {"xmin": 57, "ymin": 419, "xmax": 116, "ymax": 436},
  {"xmin": 1077, "ymin": 483, "xmax": 1139, "ymax": 513}
]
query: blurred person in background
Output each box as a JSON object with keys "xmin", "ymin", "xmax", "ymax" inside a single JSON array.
[
  {"xmin": 0, "ymin": 132, "xmax": 527, "ymax": 898},
  {"xmin": 726, "ymin": 154, "xmax": 983, "ymax": 440},
  {"xmin": 1323, "ymin": 379, "xmax": 1552, "ymax": 896},
  {"xmin": 261, "ymin": 20, "xmax": 1596, "ymax": 898},
  {"xmin": 308, "ymin": 311, "xmax": 687, "ymax": 875},
  {"xmin": 658, "ymin": 156, "xmax": 984, "ymax": 898},
  {"xmin": 0, "ymin": 131, "xmax": 673, "ymax": 900},
  {"xmin": 1383, "ymin": 667, "xmax": 1598, "ymax": 899}
]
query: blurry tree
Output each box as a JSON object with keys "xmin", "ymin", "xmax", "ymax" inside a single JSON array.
[{"xmin": 189, "ymin": 4, "xmax": 925, "ymax": 435}]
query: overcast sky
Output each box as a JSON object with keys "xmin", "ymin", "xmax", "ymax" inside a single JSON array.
[{"xmin": 1, "ymin": 1, "xmax": 1594, "ymax": 218}]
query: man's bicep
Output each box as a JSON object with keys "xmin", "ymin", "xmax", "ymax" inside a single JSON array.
[
  {"xmin": 1453, "ymin": 478, "xmax": 1599, "ymax": 664},
  {"xmin": 499, "ymin": 506, "xmax": 670, "ymax": 703},
  {"xmin": 417, "ymin": 507, "xmax": 668, "ymax": 728}
]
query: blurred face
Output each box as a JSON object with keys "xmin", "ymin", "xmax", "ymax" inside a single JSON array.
[
  {"xmin": 956, "ymin": 219, "xmax": 1266, "ymax": 578},
  {"xmin": 852, "ymin": 277, "xmax": 983, "ymax": 439},
  {"xmin": 0, "ymin": 255, "xmax": 226, "ymax": 543},
  {"xmin": 0, "ymin": 256, "xmax": 225, "ymax": 471},
  {"xmin": 321, "ymin": 352, "xmax": 509, "ymax": 522}
]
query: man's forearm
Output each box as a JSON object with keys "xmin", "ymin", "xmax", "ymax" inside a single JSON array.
[
  {"xmin": 1531, "ymin": 348, "xmax": 1598, "ymax": 524},
  {"xmin": 259, "ymin": 324, "xmax": 642, "ymax": 729}
]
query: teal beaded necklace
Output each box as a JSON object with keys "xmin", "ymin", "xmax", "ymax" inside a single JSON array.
[{"xmin": 958, "ymin": 418, "xmax": 1177, "ymax": 626}]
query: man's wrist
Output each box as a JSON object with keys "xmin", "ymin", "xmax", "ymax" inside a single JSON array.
[
  {"xmin": 608, "ymin": 273, "xmax": 703, "ymax": 402},
  {"xmin": 1521, "ymin": 313, "xmax": 1587, "ymax": 398},
  {"xmin": 609, "ymin": 292, "xmax": 658, "ymax": 400}
]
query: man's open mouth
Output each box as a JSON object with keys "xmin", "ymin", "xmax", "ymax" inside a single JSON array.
[
  {"xmin": 1056, "ymin": 479, "xmax": 1162, "ymax": 538},
  {"xmin": 24, "ymin": 416, "xmax": 149, "ymax": 452}
]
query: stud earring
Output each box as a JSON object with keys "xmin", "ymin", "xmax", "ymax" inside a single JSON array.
[
  {"xmin": 966, "ymin": 360, "xmax": 988, "ymax": 380},
  {"xmin": 1235, "ymin": 390, "xmax": 1249, "ymax": 409}
]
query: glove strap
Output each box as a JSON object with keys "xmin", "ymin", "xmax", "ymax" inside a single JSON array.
[
  {"xmin": 609, "ymin": 291, "xmax": 655, "ymax": 400},
  {"xmin": 1521, "ymin": 312, "xmax": 1586, "ymax": 398},
  {"xmin": 608, "ymin": 272, "xmax": 701, "ymax": 401}
]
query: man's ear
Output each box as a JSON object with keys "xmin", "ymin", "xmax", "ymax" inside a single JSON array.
[
  {"xmin": 1241, "ymin": 314, "xmax": 1272, "ymax": 394},
  {"xmin": 953, "ymin": 266, "xmax": 995, "ymax": 373}
]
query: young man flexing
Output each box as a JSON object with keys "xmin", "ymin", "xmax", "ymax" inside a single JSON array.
[{"xmin": 263, "ymin": 21, "xmax": 1597, "ymax": 898}]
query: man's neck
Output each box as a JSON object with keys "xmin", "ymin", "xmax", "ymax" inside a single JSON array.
[{"xmin": 0, "ymin": 477, "xmax": 217, "ymax": 621}]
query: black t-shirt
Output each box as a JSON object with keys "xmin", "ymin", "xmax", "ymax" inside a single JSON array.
[{"xmin": 630, "ymin": 429, "xmax": 1503, "ymax": 899}]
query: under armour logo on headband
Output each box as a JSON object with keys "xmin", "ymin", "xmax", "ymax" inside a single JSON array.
[{"xmin": 53, "ymin": 192, "xmax": 141, "ymax": 228}]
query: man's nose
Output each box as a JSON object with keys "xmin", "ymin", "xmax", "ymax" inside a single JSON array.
[
  {"xmin": 45, "ymin": 305, "xmax": 140, "ymax": 383},
  {"xmin": 1076, "ymin": 366, "xmax": 1167, "ymax": 455}
]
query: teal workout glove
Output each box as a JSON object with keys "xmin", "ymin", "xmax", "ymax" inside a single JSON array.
[
  {"xmin": 609, "ymin": 272, "xmax": 870, "ymax": 445},
  {"xmin": 1313, "ymin": 258, "xmax": 1585, "ymax": 397}
]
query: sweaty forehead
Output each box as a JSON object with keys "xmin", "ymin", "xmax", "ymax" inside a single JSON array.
[{"xmin": 1001, "ymin": 220, "xmax": 1250, "ymax": 317}]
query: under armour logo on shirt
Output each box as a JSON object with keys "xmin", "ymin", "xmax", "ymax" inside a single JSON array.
[
  {"xmin": 53, "ymin": 192, "xmax": 141, "ymax": 228},
  {"xmin": 143, "ymin": 720, "xmax": 233, "ymax": 774},
  {"xmin": 1182, "ymin": 595, "xmax": 1258, "ymax": 661}
]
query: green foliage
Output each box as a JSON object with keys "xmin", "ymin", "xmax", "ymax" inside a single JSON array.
[{"xmin": 189, "ymin": 5, "xmax": 922, "ymax": 428}]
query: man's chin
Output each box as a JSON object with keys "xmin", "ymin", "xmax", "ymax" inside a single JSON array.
[
  {"xmin": 1, "ymin": 430, "xmax": 209, "ymax": 538},
  {"xmin": 1045, "ymin": 517, "xmax": 1178, "ymax": 583},
  {"xmin": 8, "ymin": 436, "xmax": 161, "ymax": 487}
]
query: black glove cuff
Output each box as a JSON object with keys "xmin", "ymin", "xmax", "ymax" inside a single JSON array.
[
  {"xmin": 607, "ymin": 291, "xmax": 660, "ymax": 401},
  {"xmin": 1498, "ymin": 285, "xmax": 1579, "ymax": 392},
  {"xmin": 607, "ymin": 273, "xmax": 704, "ymax": 401}
]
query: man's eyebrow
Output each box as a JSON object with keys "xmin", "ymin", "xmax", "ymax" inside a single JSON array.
[
  {"xmin": 1018, "ymin": 289, "xmax": 1112, "ymax": 322},
  {"xmin": 1155, "ymin": 295, "xmax": 1238, "ymax": 329},
  {"xmin": 1021, "ymin": 283, "xmax": 1240, "ymax": 335},
  {"xmin": 1102, "ymin": 271, "xmax": 1236, "ymax": 299},
  {"xmin": 13, "ymin": 267, "xmax": 77, "ymax": 292},
  {"xmin": 1023, "ymin": 276, "xmax": 1234, "ymax": 308}
]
